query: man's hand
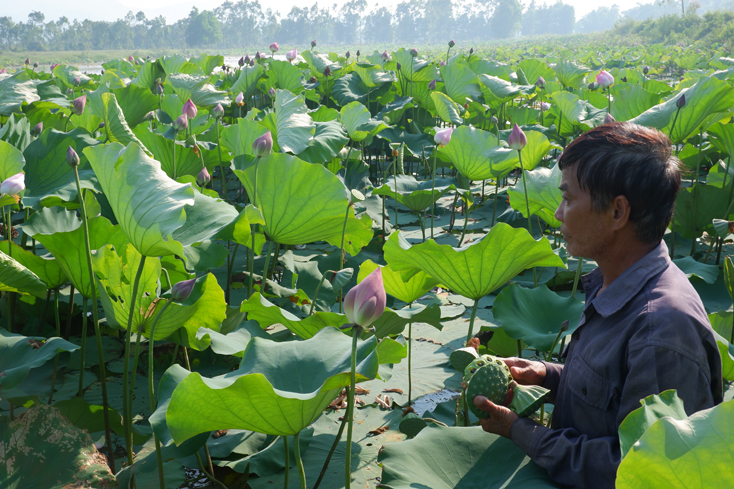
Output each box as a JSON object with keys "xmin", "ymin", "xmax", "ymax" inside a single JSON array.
[
  {"xmin": 473, "ymin": 395, "xmax": 518, "ymax": 438},
  {"xmin": 503, "ymin": 357, "xmax": 546, "ymax": 386}
]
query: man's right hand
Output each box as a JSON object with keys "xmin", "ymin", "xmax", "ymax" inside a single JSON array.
[{"xmin": 503, "ymin": 357, "xmax": 546, "ymax": 386}]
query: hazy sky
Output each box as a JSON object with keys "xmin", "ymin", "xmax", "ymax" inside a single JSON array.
[{"xmin": 6, "ymin": 0, "xmax": 655, "ymax": 25}]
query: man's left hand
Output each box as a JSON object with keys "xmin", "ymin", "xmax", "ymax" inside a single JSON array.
[{"xmin": 473, "ymin": 395, "xmax": 518, "ymax": 438}]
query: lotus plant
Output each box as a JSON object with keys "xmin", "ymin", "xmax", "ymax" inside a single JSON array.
[
  {"xmin": 31, "ymin": 121, "xmax": 42, "ymax": 137},
  {"xmin": 447, "ymin": 39, "xmax": 455, "ymax": 63},
  {"xmin": 431, "ymin": 128, "xmax": 453, "ymax": 238},
  {"xmin": 182, "ymin": 99, "xmax": 197, "ymax": 120},
  {"xmin": 286, "ymin": 48, "xmax": 297, "ymax": 62},
  {"xmin": 197, "ymin": 167, "xmax": 211, "ymax": 189},
  {"xmin": 537, "ymin": 76, "xmax": 546, "ymax": 124},
  {"xmin": 428, "ymin": 79, "xmax": 436, "ymax": 91},
  {"xmin": 67, "ymin": 95, "xmax": 86, "ymax": 131},
  {"xmin": 269, "ymin": 42, "xmax": 279, "ymax": 53},
  {"xmin": 248, "ymin": 130, "xmax": 273, "ymax": 294},
  {"xmin": 597, "ymin": 70, "xmax": 614, "ymax": 110},
  {"xmin": 1, "ymin": 173, "xmax": 24, "ymax": 197},
  {"xmin": 171, "ymin": 115, "xmax": 188, "ymax": 179}
]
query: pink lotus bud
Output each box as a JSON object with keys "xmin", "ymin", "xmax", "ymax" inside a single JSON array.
[
  {"xmin": 235, "ymin": 92, "xmax": 244, "ymax": 106},
  {"xmin": 238, "ymin": 57, "xmax": 245, "ymax": 67},
  {"xmin": 255, "ymin": 51, "xmax": 261, "ymax": 60},
  {"xmin": 344, "ymin": 268, "xmax": 386, "ymax": 328},
  {"xmin": 25, "ymin": 58, "xmax": 30, "ymax": 65},
  {"xmin": 268, "ymin": 87, "xmax": 276, "ymax": 98},
  {"xmin": 439, "ymin": 61, "xmax": 446, "ymax": 67},
  {"xmin": 345, "ymin": 51, "xmax": 351, "ymax": 59},
  {"xmin": 173, "ymin": 114, "xmax": 188, "ymax": 132},
  {"xmin": 356, "ymin": 50, "xmax": 360, "ymax": 57},
  {"xmin": 252, "ymin": 131, "xmax": 273, "ymax": 157},
  {"xmin": 596, "ymin": 70, "xmax": 614, "ymax": 88},
  {"xmin": 71, "ymin": 95, "xmax": 86, "ymax": 116},
  {"xmin": 323, "ymin": 66, "xmax": 331, "ymax": 77},
  {"xmin": 469, "ymin": 48, "xmax": 474, "ymax": 55},
  {"xmin": 311, "ymin": 40, "xmax": 317, "ymax": 48},
  {"xmin": 604, "ymin": 113, "xmax": 616, "ymax": 124},
  {"xmin": 182, "ymin": 98, "xmax": 197, "ymax": 120},
  {"xmin": 508, "ymin": 124, "xmax": 527, "ymax": 151},
  {"xmin": 170, "ymin": 278, "xmax": 195, "ymax": 301},
  {"xmin": 244, "ymin": 55, "xmax": 251, "ymax": 64},
  {"xmin": 250, "ymin": 59, "xmax": 256, "ymax": 66},
  {"xmin": 98, "ymin": 122, "xmax": 105, "ymax": 129},
  {"xmin": 197, "ymin": 167, "xmax": 211, "ymax": 186},
  {"xmin": 31, "ymin": 122, "xmax": 43, "ymax": 136},
  {"xmin": 428, "ymin": 79, "xmax": 436, "ymax": 90},
  {"xmin": 66, "ymin": 146, "xmax": 80, "ymax": 168},
  {"xmin": 73, "ymin": 77, "xmax": 81, "ymax": 86},
  {"xmin": 309, "ymin": 76, "xmax": 317, "ymax": 83},
  {"xmin": 286, "ymin": 48, "xmax": 297, "ymax": 62},
  {"xmin": 269, "ymin": 42, "xmax": 279, "ymax": 53},
  {"xmin": 0, "ymin": 173, "xmax": 25, "ymax": 195},
  {"xmin": 491, "ymin": 116, "xmax": 498, "ymax": 124},
  {"xmin": 33, "ymin": 62, "xmax": 39, "ymax": 68},
  {"xmin": 396, "ymin": 63, "xmax": 401, "ymax": 71},
  {"xmin": 541, "ymin": 102, "xmax": 550, "ymax": 111},
  {"xmin": 536, "ymin": 76, "xmax": 545, "ymax": 88},
  {"xmin": 157, "ymin": 83, "xmax": 164, "ymax": 95},
  {"xmin": 128, "ymin": 55, "xmax": 135, "ymax": 63},
  {"xmin": 381, "ymin": 50, "xmax": 390, "ymax": 61},
  {"xmin": 410, "ymin": 48, "xmax": 418, "ymax": 58},
  {"xmin": 643, "ymin": 66, "xmax": 649, "ymax": 74},
  {"xmin": 676, "ymin": 94, "xmax": 686, "ymax": 108},
  {"xmin": 449, "ymin": 40, "xmax": 455, "ymax": 48},
  {"xmin": 434, "ymin": 127, "xmax": 453, "ymax": 147},
  {"xmin": 143, "ymin": 111, "xmax": 156, "ymax": 121},
  {"xmin": 212, "ymin": 103, "xmax": 224, "ymax": 119}
]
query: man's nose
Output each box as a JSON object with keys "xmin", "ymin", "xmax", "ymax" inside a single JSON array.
[{"xmin": 554, "ymin": 203, "xmax": 563, "ymax": 223}]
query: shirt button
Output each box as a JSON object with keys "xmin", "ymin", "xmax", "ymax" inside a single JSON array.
[
  {"xmin": 572, "ymin": 332, "xmax": 580, "ymax": 340},
  {"xmin": 582, "ymin": 387, "xmax": 587, "ymax": 395}
]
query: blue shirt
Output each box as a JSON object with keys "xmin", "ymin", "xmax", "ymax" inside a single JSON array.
[{"xmin": 509, "ymin": 241, "xmax": 723, "ymax": 488}]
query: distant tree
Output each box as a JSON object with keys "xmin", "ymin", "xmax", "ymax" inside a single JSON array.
[
  {"xmin": 186, "ymin": 9, "xmax": 222, "ymax": 47},
  {"xmin": 363, "ymin": 6, "xmax": 393, "ymax": 43},
  {"xmin": 489, "ymin": 0, "xmax": 523, "ymax": 38},
  {"xmin": 394, "ymin": 0, "xmax": 427, "ymax": 44},
  {"xmin": 576, "ymin": 5, "xmax": 620, "ymax": 33},
  {"xmin": 424, "ymin": 0, "xmax": 455, "ymax": 42}
]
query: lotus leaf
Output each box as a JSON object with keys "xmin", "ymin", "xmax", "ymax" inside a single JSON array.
[
  {"xmin": 230, "ymin": 63, "xmax": 266, "ymax": 99},
  {"xmin": 372, "ymin": 175, "xmax": 467, "ymax": 212},
  {"xmin": 0, "ymin": 242, "xmax": 66, "ymax": 289},
  {"xmin": 508, "ymin": 164, "xmax": 562, "ymax": 227},
  {"xmin": 440, "ymin": 62, "xmax": 483, "ymax": 104},
  {"xmin": 0, "ymin": 251, "xmax": 47, "ymax": 298},
  {"xmin": 166, "ymin": 73, "xmax": 229, "ymax": 107},
  {"xmin": 358, "ymin": 258, "xmax": 439, "ymax": 304},
  {"xmin": 0, "ymin": 71, "xmax": 40, "ymax": 116},
  {"xmin": 430, "ymin": 91, "xmax": 463, "ymax": 125},
  {"xmin": 98, "ymin": 92, "xmax": 153, "ymax": 155}
]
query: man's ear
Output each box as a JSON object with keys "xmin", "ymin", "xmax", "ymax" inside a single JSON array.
[{"xmin": 610, "ymin": 195, "xmax": 631, "ymax": 230}]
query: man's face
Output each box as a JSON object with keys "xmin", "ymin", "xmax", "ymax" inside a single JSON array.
[{"xmin": 555, "ymin": 166, "xmax": 613, "ymax": 259}]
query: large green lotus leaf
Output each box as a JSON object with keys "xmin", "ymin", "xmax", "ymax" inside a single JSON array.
[
  {"xmin": 440, "ymin": 63, "xmax": 483, "ymax": 104},
  {"xmin": 370, "ymin": 303, "xmax": 444, "ymax": 338},
  {"xmin": 379, "ymin": 425, "xmax": 560, "ymax": 489},
  {"xmin": 0, "ymin": 140, "xmax": 24, "ymax": 180},
  {"xmin": 52, "ymin": 64, "xmax": 92, "ymax": 89},
  {"xmin": 372, "ymin": 175, "xmax": 467, "ymax": 212},
  {"xmin": 171, "ymin": 190, "xmax": 239, "ymax": 246},
  {"xmin": 111, "ymin": 83, "xmax": 159, "ymax": 128},
  {"xmin": 672, "ymin": 256, "xmax": 719, "ymax": 284},
  {"xmin": 132, "ymin": 125, "xmax": 218, "ymax": 179},
  {"xmin": 190, "ymin": 54, "xmax": 224, "ymax": 76},
  {"xmin": 478, "ymin": 74, "xmax": 522, "ymax": 104},
  {"xmin": 353, "ymin": 63, "xmax": 397, "ymax": 88},
  {"xmin": 492, "ymin": 284, "xmax": 583, "ymax": 352},
  {"xmin": 553, "ymin": 59, "xmax": 590, "ymax": 89},
  {"xmin": 439, "ymin": 125, "xmax": 497, "ymax": 181},
  {"xmin": 219, "ymin": 118, "xmax": 268, "ymax": 158},
  {"xmin": 393, "ymin": 49, "xmax": 438, "ymax": 83},
  {"xmin": 230, "ymin": 63, "xmax": 266, "ymax": 99},
  {"xmin": 272, "ymin": 89, "xmax": 315, "ymax": 154},
  {"xmin": 618, "ymin": 390, "xmax": 688, "ymax": 459},
  {"xmin": 0, "ymin": 113, "xmax": 33, "ymax": 152},
  {"xmin": 549, "ymin": 91, "xmax": 587, "ymax": 126},
  {"xmin": 84, "ymin": 142, "xmax": 195, "ymax": 257},
  {"xmin": 21, "ymin": 128, "xmax": 99, "ymax": 209},
  {"xmin": 384, "ymin": 224, "xmax": 565, "ymax": 300},
  {"xmin": 0, "ymin": 71, "xmax": 40, "ymax": 116},
  {"xmin": 631, "ymin": 76, "xmax": 734, "ymax": 143},
  {"xmin": 377, "ymin": 128, "xmax": 435, "ymax": 157},
  {"xmin": 53, "ymin": 396, "xmax": 126, "ymax": 440},
  {"xmin": 508, "ymin": 164, "xmax": 562, "ymax": 227},
  {"xmin": 302, "ymin": 51, "xmax": 341, "ymax": 77},
  {"xmin": 298, "ymin": 119, "xmax": 349, "ymax": 164},
  {"xmin": 24, "ymin": 208, "xmax": 126, "ymax": 298},
  {"xmin": 0, "ymin": 404, "xmax": 116, "ymax": 488},
  {"xmin": 165, "ymin": 326, "xmax": 406, "ymax": 440},
  {"xmin": 617, "ymin": 398, "xmax": 734, "ymax": 489},
  {"xmin": 518, "ymin": 59, "xmax": 556, "ymax": 87},
  {"xmin": 264, "ymin": 59, "xmax": 304, "ymax": 94},
  {"xmin": 376, "ymin": 95, "xmax": 414, "ymax": 126},
  {"xmin": 0, "ymin": 250, "xmax": 47, "ymax": 298},
  {"xmin": 517, "ymin": 130, "xmax": 552, "ymax": 170},
  {"xmin": 132, "ymin": 59, "xmax": 166, "ymax": 93},
  {"xmin": 611, "ymin": 85, "xmax": 660, "ymax": 122},
  {"xmin": 0, "ymin": 242, "xmax": 66, "ymax": 290},
  {"xmin": 331, "ymin": 73, "xmax": 390, "ymax": 107},
  {"xmin": 159, "ymin": 55, "xmax": 203, "ymax": 76},
  {"xmin": 99, "ymin": 92, "xmax": 153, "ymax": 155},
  {"xmin": 340, "ymin": 101, "xmax": 390, "ymax": 142},
  {"xmin": 674, "ymin": 185, "xmax": 734, "ymax": 239},
  {"xmin": 708, "ymin": 122, "xmax": 734, "ymax": 158},
  {"xmin": 0, "ymin": 328, "xmax": 79, "ymax": 391},
  {"xmin": 358, "ymin": 259, "xmax": 439, "ymax": 304},
  {"xmin": 232, "ymin": 153, "xmax": 373, "ymax": 255},
  {"xmin": 166, "ymin": 73, "xmax": 229, "ymax": 108},
  {"xmin": 430, "ymin": 91, "xmax": 463, "ymax": 125}
]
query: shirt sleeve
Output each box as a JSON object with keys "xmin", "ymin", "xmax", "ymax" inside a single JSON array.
[{"xmin": 540, "ymin": 361, "xmax": 563, "ymax": 403}]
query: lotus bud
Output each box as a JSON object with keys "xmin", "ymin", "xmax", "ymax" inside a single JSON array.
[
  {"xmin": 676, "ymin": 94, "xmax": 686, "ymax": 108},
  {"xmin": 345, "ymin": 51, "xmax": 351, "ymax": 59},
  {"xmin": 286, "ymin": 48, "xmax": 297, "ymax": 62},
  {"xmin": 588, "ymin": 82, "xmax": 597, "ymax": 90},
  {"xmin": 98, "ymin": 122, "xmax": 105, "ymax": 129},
  {"xmin": 309, "ymin": 76, "xmax": 317, "ymax": 83},
  {"xmin": 250, "ymin": 59, "xmax": 256, "ymax": 66},
  {"xmin": 0, "ymin": 173, "xmax": 25, "ymax": 195},
  {"xmin": 434, "ymin": 127, "xmax": 453, "ymax": 147},
  {"xmin": 244, "ymin": 55, "xmax": 251, "ymax": 65},
  {"xmin": 66, "ymin": 146, "xmax": 80, "ymax": 168},
  {"xmin": 31, "ymin": 122, "xmax": 43, "ymax": 136},
  {"xmin": 428, "ymin": 79, "xmax": 436, "ymax": 90},
  {"xmin": 536, "ymin": 76, "xmax": 545, "ymax": 88},
  {"xmin": 212, "ymin": 103, "xmax": 224, "ymax": 119},
  {"xmin": 410, "ymin": 48, "xmax": 418, "ymax": 58},
  {"xmin": 73, "ymin": 76, "xmax": 81, "ymax": 86},
  {"xmin": 182, "ymin": 98, "xmax": 198, "ymax": 120},
  {"xmin": 170, "ymin": 278, "xmax": 196, "ymax": 302},
  {"xmin": 252, "ymin": 131, "xmax": 273, "ymax": 157},
  {"xmin": 255, "ymin": 51, "xmax": 261, "ymax": 60},
  {"xmin": 621, "ymin": 76, "xmax": 627, "ymax": 82},
  {"xmin": 238, "ymin": 56, "xmax": 245, "ymax": 67},
  {"xmin": 596, "ymin": 70, "xmax": 614, "ymax": 88},
  {"xmin": 143, "ymin": 111, "xmax": 156, "ymax": 122},
  {"xmin": 440, "ymin": 61, "xmax": 446, "ymax": 67},
  {"xmin": 71, "ymin": 95, "xmax": 86, "ymax": 116},
  {"xmin": 643, "ymin": 65, "xmax": 649, "ymax": 74},
  {"xmin": 173, "ymin": 114, "xmax": 188, "ymax": 132},
  {"xmin": 128, "ymin": 55, "xmax": 134, "ymax": 63},
  {"xmin": 268, "ymin": 87, "xmax": 276, "ymax": 98},
  {"xmin": 24, "ymin": 58, "xmax": 30, "ymax": 65},
  {"xmin": 469, "ymin": 47, "xmax": 474, "ymax": 55},
  {"xmin": 344, "ymin": 268, "xmax": 386, "ymax": 328},
  {"xmin": 235, "ymin": 92, "xmax": 245, "ymax": 106},
  {"xmin": 323, "ymin": 66, "xmax": 331, "ymax": 77},
  {"xmin": 507, "ymin": 123, "xmax": 527, "ymax": 151},
  {"xmin": 157, "ymin": 83, "xmax": 164, "ymax": 95},
  {"xmin": 197, "ymin": 167, "xmax": 211, "ymax": 186},
  {"xmin": 381, "ymin": 50, "xmax": 390, "ymax": 61},
  {"xmin": 396, "ymin": 62, "xmax": 401, "ymax": 71},
  {"xmin": 541, "ymin": 102, "xmax": 550, "ymax": 111},
  {"xmin": 449, "ymin": 39, "xmax": 455, "ymax": 48},
  {"xmin": 33, "ymin": 62, "xmax": 38, "ymax": 68},
  {"xmin": 356, "ymin": 50, "xmax": 361, "ymax": 57},
  {"xmin": 311, "ymin": 39, "xmax": 317, "ymax": 48},
  {"xmin": 269, "ymin": 42, "xmax": 279, "ymax": 53},
  {"xmin": 491, "ymin": 116, "xmax": 498, "ymax": 125},
  {"xmin": 604, "ymin": 113, "xmax": 616, "ymax": 124}
]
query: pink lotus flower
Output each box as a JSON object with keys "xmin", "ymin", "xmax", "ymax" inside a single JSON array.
[
  {"xmin": 268, "ymin": 87, "xmax": 276, "ymax": 98},
  {"xmin": 235, "ymin": 92, "xmax": 244, "ymax": 106},
  {"xmin": 428, "ymin": 80, "xmax": 436, "ymax": 90},
  {"xmin": 172, "ymin": 114, "xmax": 188, "ymax": 132},
  {"xmin": 604, "ymin": 113, "xmax": 616, "ymax": 124},
  {"xmin": 507, "ymin": 123, "xmax": 527, "ymax": 151},
  {"xmin": 66, "ymin": 147, "xmax": 80, "ymax": 168},
  {"xmin": 381, "ymin": 50, "xmax": 390, "ymax": 61},
  {"xmin": 541, "ymin": 102, "xmax": 550, "ymax": 111},
  {"xmin": 596, "ymin": 70, "xmax": 614, "ymax": 88},
  {"xmin": 252, "ymin": 131, "xmax": 273, "ymax": 157},
  {"xmin": 71, "ymin": 95, "xmax": 86, "ymax": 116},
  {"xmin": 434, "ymin": 128, "xmax": 453, "ymax": 146},
  {"xmin": 536, "ymin": 76, "xmax": 545, "ymax": 88},
  {"xmin": 0, "ymin": 173, "xmax": 25, "ymax": 195},
  {"xmin": 344, "ymin": 268, "xmax": 386, "ymax": 328},
  {"xmin": 286, "ymin": 48, "xmax": 297, "ymax": 62},
  {"xmin": 31, "ymin": 122, "xmax": 43, "ymax": 136},
  {"xmin": 197, "ymin": 167, "xmax": 211, "ymax": 186},
  {"xmin": 212, "ymin": 103, "xmax": 224, "ymax": 119},
  {"xmin": 182, "ymin": 98, "xmax": 197, "ymax": 120},
  {"xmin": 170, "ymin": 278, "xmax": 195, "ymax": 301},
  {"xmin": 269, "ymin": 42, "xmax": 279, "ymax": 53}
]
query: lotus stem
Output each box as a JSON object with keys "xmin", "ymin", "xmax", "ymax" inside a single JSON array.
[
  {"xmin": 74, "ymin": 166, "xmax": 114, "ymax": 472},
  {"xmin": 668, "ymin": 106, "xmax": 682, "ymax": 144},
  {"xmin": 519, "ymin": 152, "xmax": 533, "ymax": 237},
  {"xmin": 571, "ymin": 257, "xmax": 584, "ymax": 299},
  {"xmin": 172, "ymin": 136, "xmax": 177, "ymax": 180},
  {"xmin": 465, "ymin": 298, "xmax": 480, "ymax": 344},
  {"xmin": 121, "ymin": 254, "xmax": 148, "ymax": 465},
  {"xmin": 48, "ymin": 289, "xmax": 61, "ymax": 404},
  {"xmin": 431, "ymin": 153, "xmax": 437, "ymax": 239},
  {"xmin": 3, "ymin": 206, "xmax": 14, "ymax": 333},
  {"xmin": 691, "ymin": 128, "xmax": 704, "ymax": 256},
  {"xmin": 269, "ymin": 242, "xmax": 280, "ymax": 280},
  {"xmin": 284, "ymin": 435, "xmax": 290, "ymax": 489},
  {"xmin": 249, "ymin": 156, "xmax": 262, "ymax": 297},
  {"xmin": 339, "ymin": 203, "xmax": 351, "ymax": 313},
  {"xmin": 313, "ymin": 390, "xmax": 349, "ymax": 489},
  {"xmin": 64, "ymin": 285, "xmax": 75, "ymax": 337},
  {"xmin": 196, "ymin": 451, "xmax": 228, "ymax": 489},
  {"xmin": 78, "ymin": 297, "xmax": 87, "ymax": 397},
  {"xmin": 491, "ymin": 178, "xmax": 500, "ymax": 227},
  {"xmin": 146, "ymin": 299, "xmax": 172, "ymax": 489},
  {"xmin": 261, "ymin": 239, "xmax": 275, "ymax": 294},
  {"xmin": 539, "ymin": 90, "xmax": 544, "ymax": 125},
  {"xmin": 408, "ymin": 303, "xmax": 413, "ymax": 406},
  {"xmin": 459, "ymin": 196, "xmax": 471, "ymax": 246},
  {"xmin": 393, "ymin": 158, "xmax": 399, "ymax": 230},
  {"xmin": 294, "ymin": 431, "xmax": 307, "ymax": 489},
  {"xmin": 215, "ymin": 120, "xmax": 227, "ymax": 200},
  {"xmin": 225, "ymin": 242, "xmax": 239, "ymax": 304},
  {"xmin": 309, "ymin": 273, "xmax": 328, "ymax": 316},
  {"xmin": 381, "ymin": 195, "xmax": 386, "ymax": 235},
  {"xmin": 419, "ymin": 212, "xmax": 426, "ymax": 242},
  {"xmin": 345, "ymin": 325, "xmax": 361, "ymax": 489}
]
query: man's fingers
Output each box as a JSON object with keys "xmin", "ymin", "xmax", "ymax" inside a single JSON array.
[{"xmin": 473, "ymin": 395, "xmax": 500, "ymax": 414}]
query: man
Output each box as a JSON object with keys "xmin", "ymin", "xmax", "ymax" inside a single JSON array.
[{"xmin": 474, "ymin": 122, "xmax": 723, "ymax": 488}]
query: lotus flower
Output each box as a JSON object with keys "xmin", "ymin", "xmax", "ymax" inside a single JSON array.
[
  {"xmin": 238, "ymin": 57, "xmax": 245, "ymax": 67},
  {"xmin": 434, "ymin": 127, "xmax": 453, "ymax": 147},
  {"xmin": 33, "ymin": 62, "xmax": 38, "ymax": 68},
  {"xmin": 381, "ymin": 50, "xmax": 390, "ymax": 61},
  {"xmin": 24, "ymin": 58, "xmax": 30, "ymax": 65},
  {"xmin": 0, "ymin": 173, "xmax": 25, "ymax": 195},
  {"xmin": 269, "ymin": 42, "xmax": 279, "ymax": 53},
  {"xmin": 410, "ymin": 48, "xmax": 418, "ymax": 58},
  {"xmin": 469, "ymin": 47, "xmax": 474, "ymax": 55},
  {"xmin": 197, "ymin": 167, "xmax": 211, "ymax": 186},
  {"xmin": 604, "ymin": 113, "xmax": 616, "ymax": 124},
  {"xmin": 344, "ymin": 268, "xmax": 386, "ymax": 328},
  {"xmin": 66, "ymin": 146, "xmax": 80, "ymax": 168},
  {"xmin": 396, "ymin": 63, "xmax": 401, "ymax": 71},
  {"xmin": 250, "ymin": 59, "xmax": 256, "ymax": 66},
  {"xmin": 345, "ymin": 51, "xmax": 351, "ymax": 59},
  {"xmin": 252, "ymin": 131, "xmax": 273, "ymax": 157},
  {"xmin": 255, "ymin": 51, "xmax": 261, "ymax": 60},
  {"xmin": 71, "ymin": 95, "xmax": 86, "ymax": 116},
  {"xmin": 356, "ymin": 50, "xmax": 361, "ymax": 57},
  {"xmin": 128, "ymin": 55, "xmax": 134, "ymax": 63},
  {"xmin": 428, "ymin": 79, "xmax": 436, "ymax": 90},
  {"xmin": 73, "ymin": 76, "xmax": 81, "ymax": 86},
  {"xmin": 449, "ymin": 39, "xmax": 455, "ymax": 48},
  {"xmin": 183, "ymin": 99, "xmax": 197, "ymax": 119},
  {"xmin": 143, "ymin": 111, "xmax": 156, "ymax": 121},
  {"xmin": 98, "ymin": 122, "xmax": 106, "ymax": 129},
  {"xmin": 170, "ymin": 278, "xmax": 195, "ymax": 302},
  {"xmin": 536, "ymin": 76, "xmax": 545, "ymax": 88},
  {"xmin": 235, "ymin": 92, "xmax": 244, "ymax": 106},
  {"xmin": 541, "ymin": 102, "xmax": 550, "ymax": 111},
  {"xmin": 439, "ymin": 61, "xmax": 446, "ymax": 67},
  {"xmin": 508, "ymin": 124, "xmax": 527, "ymax": 151},
  {"xmin": 286, "ymin": 48, "xmax": 297, "ymax": 62},
  {"xmin": 311, "ymin": 39, "xmax": 317, "ymax": 48},
  {"xmin": 31, "ymin": 122, "xmax": 43, "ymax": 136},
  {"xmin": 173, "ymin": 114, "xmax": 188, "ymax": 132},
  {"xmin": 677, "ymin": 94, "xmax": 687, "ymax": 108},
  {"xmin": 596, "ymin": 70, "xmax": 614, "ymax": 88},
  {"xmin": 212, "ymin": 103, "xmax": 224, "ymax": 119},
  {"xmin": 268, "ymin": 87, "xmax": 276, "ymax": 98}
]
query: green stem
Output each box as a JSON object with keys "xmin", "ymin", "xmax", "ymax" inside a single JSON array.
[
  {"xmin": 269, "ymin": 242, "xmax": 280, "ymax": 280},
  {"xmin": 225, "ymin": 242, "xmax": 239, "ymax": 304},
  {"xmin": 459, "ymin": 197, "xmax": 470, "ymax": 245},
  {"xmin": 519, "ymin": 151, "xmax": 533, "ymax": 237},
  {"xmin": 313, "ymin": 395, "xmax": 349, "ymax": 489},
  {"xmin": 465, "ymin": 299, "xmax": 480, "ymax": 344},
  {"xmin": 147, "ymin": 299, "xmax": 172, "ymax": 489},
  {"xmin": 408, "ymin": 303, "xmax": 413, "ymax": 406},
  {"xmin": 491, "ymin": 177, "xmax": 500, "ymax": 227},
  {"xmin": 294, "ymin": 432, "xmax": 307, "ymax": 489},
  {"xmin": 339, "ymin": 204, "xmax": 351, "ymax": 313},
  {"xmin": 309, "ymin": 274, "xmax": 327, "ymax": 316},
  {"xmin": 284, "ymin": 435, "xmax": 290, "ymax": 489},
  {"xmin": 48, "ymin": 290, "xmax": 61, "ymax": 404},
  {"xmin": 668, "ymin": 107, "xmax": 681, "ymax": 143},
  {"xmin": 195, "ymin": 452, "xmax": 228, "ymax": 489},
  {"xmin": 419, "ymin": 212, "xmax": 426, "ymax": 242},
  {"xmin": 216, "ymin": 122, "xmax": 227, "ymax": 199},
  {"xmin": 78, "ymin": 297, "xmax": 87, "ymax": 397},
  {"xmin": 172, "ymin": 136, "xmax": 178, "ymax": 180},
  {"xmin": 345, "ymin": 325, "xmax": 361, "ymax": 489},
  {"xmin": 431, "ymin": 153, "xmax": 437, "ymax": 239},
  {"xmin": 64, "ymin": 285, "xmax": 75, "ymax": 338},
  {"xmin": 571, "ymin": 257, "xmax": 584, "ymax": 299},
  {"xmin": 261, "ymin": 239, "xmax": 275, "ymax": 294},
  {"xmin": 3, "ymin": 206, "xmax": 14, "ymax": 333}
]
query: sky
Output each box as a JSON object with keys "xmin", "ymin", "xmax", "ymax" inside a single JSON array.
[{"xmin": 4, "ymin": 0, "xmax": 655, "ymax": 25}]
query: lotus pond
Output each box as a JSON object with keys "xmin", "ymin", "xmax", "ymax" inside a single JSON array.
[{"xmin": 0, "ymin": 42, "xmax": 733, "ymax": 489}]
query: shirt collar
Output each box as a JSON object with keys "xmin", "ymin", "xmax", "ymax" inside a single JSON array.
[{"xmin": 581, "ymin": 241, "xmax": 671, "ymax": 318}]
